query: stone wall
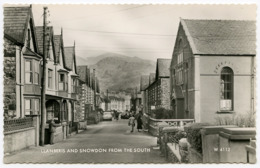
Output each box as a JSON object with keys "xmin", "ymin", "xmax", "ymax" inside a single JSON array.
[
  {"xmin": 161, "ymin": 78, "xmax": 170, "ymax": 110},
  {"xmin": 4, "ymin": 128, "xmax": 36, "ymax": 154},
  {"xmin": 4, "ymin": 38, "xmax": 17, "ymax": 119}
]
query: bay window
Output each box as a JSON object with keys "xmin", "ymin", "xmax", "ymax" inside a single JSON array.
[
  {"xmin": 25, "ymin": 60, "xmax": 33, "ymax": 84},
  {"xmin": 25, "ymin": 59, "xmax": 40, "ymax": 84},
  {"xmin": 48, "ymin": 69, "xmax": 53, "ymax": 89},
  {"xmin": 25, "ymin": 98, "xmax": 40, "ymax": 116},
  {"xmin": 71, "ymin": 78, "xmax": 77, "ymax": 93},
  {"xmin": 34, "ymin": 61, "xmax": 39, "ymax": 84},
  {"xmin": 59, "ymin": 73, "xmax": 68, "ymax": 91}
]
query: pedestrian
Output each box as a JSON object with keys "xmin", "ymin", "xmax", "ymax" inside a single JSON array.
[
  {"xmin": 49, "ymin": 119, "xmax": 61, "ymax": 145},
  {"xmin": 115, "ymin": 112, "xmax": 119, "ymax": 121},
  {"xmin": 137, "ymin": 112, "xmax": 143, "ymax": 132},
  {"xmin": 128, "ymin": 114, "xmax": 135, "ymax": 133}
]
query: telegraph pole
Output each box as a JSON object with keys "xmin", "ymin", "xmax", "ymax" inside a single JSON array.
[{"xmin": 40, "ymin": 7, "xmax": 48, "ymax": 146}]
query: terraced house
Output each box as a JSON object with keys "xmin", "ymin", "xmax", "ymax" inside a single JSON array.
[
  {"xmin": 170, "ymin": 19, "xmax": 256, "ymax": 123},
  {"xmin": 3, "ymin": 6, "xmax": 44, "ymax": 152},
  {"xmin": 77, "ymin": 65, "xmax": 101, "ymax": 121},
  {"xmin": 3, "ymin": 6, "xmax": 88, "ymax": 153}
]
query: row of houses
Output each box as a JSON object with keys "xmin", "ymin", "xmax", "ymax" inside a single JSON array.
[
  {"xmin": 140, "ymin": 19, "xmax": 256, "ymax": 123},
  {"xmin": 99, "ymin": 92, "xmax": 131, "ymax": 112},
  {"xmin": 3, "ymin": 5, "xmax": 100, "ymax": 147}
]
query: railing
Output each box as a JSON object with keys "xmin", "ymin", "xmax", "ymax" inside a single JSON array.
[
  {"xmin": 149, "ymin": 118, "xmax": 195, "ymax": 127},
  {"xmin": 4, "ymin": 117, "xmax": 34, "ymax": 132},
  {"xmin": 148, "ymin": 117, "xmax": 195, "ymax": 136}
]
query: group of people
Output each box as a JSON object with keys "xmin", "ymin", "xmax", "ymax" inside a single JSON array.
[{"xmin": 128, "ymin": 112, "xmax": 143, "ymax": 133}]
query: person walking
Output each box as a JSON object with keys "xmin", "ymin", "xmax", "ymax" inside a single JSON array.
[
  {"xmin": 49, "ymin": 119, "xmax": 61, "ymax": 145},
  {"xmin": 137, "ymin": 112, "xmax": 143, "ymax": 132},
  {"xmin": 128, "ymin": 114, "xmax": 135, "ymax": 133}
]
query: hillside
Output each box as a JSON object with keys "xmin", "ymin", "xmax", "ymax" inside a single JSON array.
[{"xmin": 77, "ymin": 53, "xmax": 156, "ymax": 92}]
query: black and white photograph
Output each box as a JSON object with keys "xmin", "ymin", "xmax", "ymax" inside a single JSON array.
[{"xmin": 1, "ymin": 0, "xmax": 258, "ymax": 165}]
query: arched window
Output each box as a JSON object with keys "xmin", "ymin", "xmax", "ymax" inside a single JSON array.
[{"xmin": 220, "ymin": 67, "xmax": 233, "ymax": 111}]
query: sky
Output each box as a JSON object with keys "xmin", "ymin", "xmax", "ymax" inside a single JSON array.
[{"xmin": 29, "ymin": 4, "xmax": 257, "ymax": 61}]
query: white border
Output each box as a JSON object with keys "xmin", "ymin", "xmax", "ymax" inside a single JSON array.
[{"xmin": 0, "ymin": 1, "xmax": 259, "ymax": 168}]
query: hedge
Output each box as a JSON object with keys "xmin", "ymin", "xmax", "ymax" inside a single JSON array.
[
  {"xmin": 185, "ymin": 123, "xmax": 212, "ymax": 154},
  {"xmin": 168, "ymin": 130, "xmax": 187, "ymax": 144}
]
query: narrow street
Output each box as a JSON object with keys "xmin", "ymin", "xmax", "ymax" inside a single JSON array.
[{"xmin": 4, "ymin": 119, "xmax": 166, "ymax": 164}]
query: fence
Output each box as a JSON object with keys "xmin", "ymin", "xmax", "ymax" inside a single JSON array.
[{"xmin": 4, "ymin": 117, "xmax": 34, "ymax": 133}]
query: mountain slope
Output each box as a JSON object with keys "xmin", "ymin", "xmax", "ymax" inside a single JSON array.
[{"xmin": 78, "ymin": 53, "xmax": 156, "ymax": 92}]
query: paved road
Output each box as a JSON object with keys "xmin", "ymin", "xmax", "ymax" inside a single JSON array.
[{"xmin": 4, "ymin": 119, "xmax": 167, "ymax": 164}]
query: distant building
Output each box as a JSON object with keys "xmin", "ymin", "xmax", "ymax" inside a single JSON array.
[
  {"xmin": 170, "ymin": 19, "xmax": 256, "ymax": 122},
  {"xmin": 140, "ymin": 75, "xmax": 149, "ymax": 114}
]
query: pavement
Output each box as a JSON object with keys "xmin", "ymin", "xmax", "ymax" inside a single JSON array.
[{"xmin": 4, "ymin": 119, "xmax": 167, "ymax": 164}]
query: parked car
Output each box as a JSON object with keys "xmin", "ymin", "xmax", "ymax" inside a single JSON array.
[
  {"xmin": 103, "ymin": 112, "xmax": 113, "ymax": 121},
  {"xmin": 121, "ymin": 112, "xmax": 130, "ymax": 119}
]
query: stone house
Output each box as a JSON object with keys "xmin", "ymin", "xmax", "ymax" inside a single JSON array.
[
  {"xmin": 145, "ymin": 59, "xmax": 171, "ymax": 116},
  {"xmin": 77, "ymin": 65, "xmax": 89, "ymax": 121},
  {"xmin": 170, "ymin": 19, "xmax": 256, "ymax": 123}
]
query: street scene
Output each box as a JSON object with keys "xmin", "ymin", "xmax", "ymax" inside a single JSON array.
[
  {"xmin": 2, "ymin": 4, "xmax": 257, "ymax": 164},
  {"xmin": 4, "ymin": 119, "xmax": 166, "ymax": 163}
]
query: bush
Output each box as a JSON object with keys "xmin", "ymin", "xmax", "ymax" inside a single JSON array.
[
  {"xmin": 215, "ymin": 111, "xmax": 256, "ymax": 127},
  {"xmin": 152, "ymin": 107, "xmax": 174, "ymax": 119},
  {"xmin": 186, "ymin": 123, "xmax": 212, "ymax": 154},
  {"xmin": 169, "ymin": 130, "xmax": 187, "ymax": 144}
]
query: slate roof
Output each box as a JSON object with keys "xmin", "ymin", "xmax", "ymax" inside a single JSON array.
[
  {"xmin": 64, "ymin": 46, "xmax": 76, "ymax": 71},
  {"xmin": 140, "ymin": 75, "xmax": 149, "ymax": 91},
  {"xmin": 181, "ymin": 19, "xmax": 256, "ymax": 55},
  {"xmin": 156, "ymin": 59, "xmax": 171, "ymax": 77},
  {"xmin": 54, "ymin": 35, "xmax": 61, "ymax": 59},
  {"xmin": 149, "ymin": 73, "xmax": 156, "ymax": 85},
  {"xmin": 35, "ymin": 26, "xmax": 53, "ymax": 55},
  {"xmin": 4, "ymin": 6, "xmax": 31, "ymax": 44},
  {"xmin": 77, "ymin": 66, "xmax": 88, "ymax": 82}
]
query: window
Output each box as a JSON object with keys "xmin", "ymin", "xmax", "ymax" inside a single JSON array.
[
  {"xmin": 59, "ymin": 73, "xmax": 67, "ymax": 91},
  {"xmin": 176, "ymin": 52, "xmax": 184, "ymax": 85},
  {"xmin": 25, "ymin": 59, "xmax": 39, "ymax": 84},
  {"xmin": 34, "ymin": 61, "xmax": 39, "ymax": 84},
  {"xmin": 176, "ymin": 39, "xmax": 184, "ymax": 85},
  {"xmin": 25, "ymin": 98, "xmax": 40, "ymax": 116},
  {"xmin": 25, "ymin": 99, "xmax": 32, "ymax": 115},
  {"xmin": 71, "ymin": 78, "xmax": 77, "ymax": 93},
  {"xmin": 25, "ymin": 60, "xmax": 33, "ymax": 84},
  {"xmin": 35, "ymin": 99, "xmax": 40, "ymax": 114},
  {"xmin": 220, "ymin": 67, "xmax": 233, "ymax": 111},
  {"xmin": 48, "ymin": 69, "xmax": 53, "ymax": 89}
]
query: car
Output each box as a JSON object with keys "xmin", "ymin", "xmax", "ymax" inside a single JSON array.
[
  {"xmin": 121, "ymin": 112, "xmax": 130, "ymax": 119},
  {"xmin": 103, "ymin": 112, "xmax": 113, "ymax": 121}
]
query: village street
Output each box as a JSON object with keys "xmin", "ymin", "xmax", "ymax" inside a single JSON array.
[{"xmin": 4, "ymin": 120, "xmax": 166, "ymax": 164}]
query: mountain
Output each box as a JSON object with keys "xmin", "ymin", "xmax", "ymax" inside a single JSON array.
[
  {"xmin": 77, "ymin": 53, "xmax": 156, "ymax": 92},
  {"xmin": 77, "ymin": 53, "xmax": 131, "ymax": 66}
]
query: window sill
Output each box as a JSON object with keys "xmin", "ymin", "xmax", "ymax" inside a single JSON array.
[{"xmin": 216, "ymin": 111, "xmax": 235, "ymax": 114}]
